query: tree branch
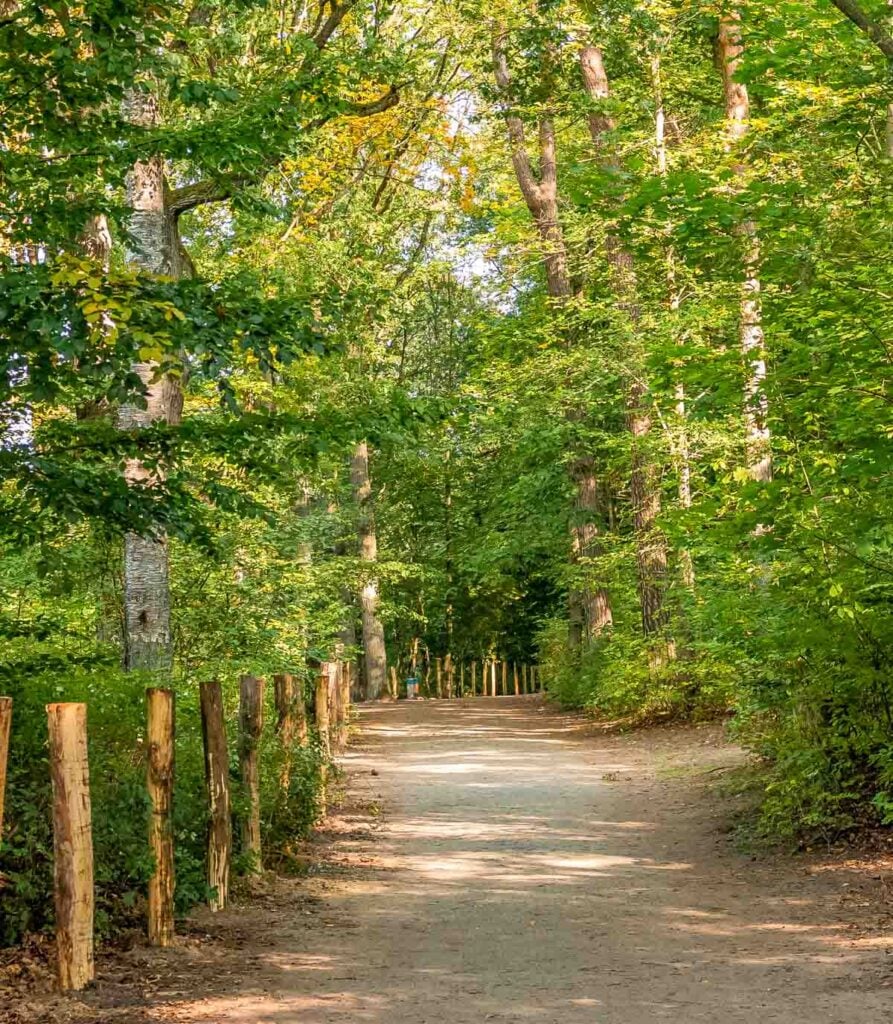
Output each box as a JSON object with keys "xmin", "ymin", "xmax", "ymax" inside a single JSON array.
[
  {"xmin": 492, "ymin": 26, "xmax": 543, "ymax": 214},
  {"xmin": 828, "ymin": 0, "xmax": 893, "ymax": 59}
]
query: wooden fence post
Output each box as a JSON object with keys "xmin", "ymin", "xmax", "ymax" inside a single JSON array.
[
  {"xmin": 273, "ymin": 673, "xmax": 302, "ymax": 791},
  {"xmin": 460, "ymin": 662, "xmax": 465, "ymax": 697},
  {"xmin": 315, "ymin": 664, "xmax": 332, "ymax": 817},
  {"xmin": 0, "ymin": 696, "xmax": 11, "ymax": 843},
  {"xmin": 490, "ymin": 660, "xmax": 497, "ymax": 697},
  {"xmin": 471, "ymin": 661, "xmax": 477, "ymax": 697},
  {"xmin": 513, "ymin": 663, "xmax": 520, "ymax": 695},
  {"xmin": 146, "ymin": 688, "xmax": 175, "ymax": 947},
  {"xmin": 47, "ymin": 703, "xmax": 94, "ymax": 992},
  {"xmin": 339, "ymin": 663, "xmax": 352, "ymax": 748},
  {"xmin": 389, "ymin": 665, "xmax": 399, "ymax": 701},
  {"xmin": 501, "ymin": 660, "xmax": 507, "ymax": 696},
  {"xmin": 445, "ymin": 654, "xmax": 453, "ymax": 699},
  {"xmin": 239, "ymin": 675, "xmax": 264, "ymax": 873},
  {"xmin": 199, "ymin": 680, "xmax": 231, "ymax": 911},
  {"xmin": 435, "ymin": 657, "xmax": 442, "ymax": 699}
]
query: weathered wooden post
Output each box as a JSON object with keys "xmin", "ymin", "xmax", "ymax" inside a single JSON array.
[
  {"xmin": 315, "ymin": 663, "xmax": 332, "ymax": 817},
  {"xmin": 199, "ymin": 680, "xmax": 231, "ymax": 911},
  {"xmin": 389, "ymin": 665, "xmax": 399, "ymax": 701},
  {"xmin": 435, "ymin": 657, "xmax": 443, "ymax": 699},
  {"xmin": 146, "ymin": 688, "xmax": 175, "ymax": 947},
  {"xmin": 47, "ymin": 702, "xmax": 94, "ymax": 991},
  {"xmin": 471, "ymin": 660, "xmax": 477, "ymax": 697},
  {"xmin": 445, "ymin": 653, "xmax": 454, "ymax": 698},
  {"xmin": 339, "ymin": 663, "xmax": 352, "ymax": 748},
  {"xmin": 501, "ymin": 660, "xmax": 507, "ymax": 696},
  {"xmin": 460, "ymin": 662, "xmax": 465, "ymax": 697},
  {"xmin": 490, "ymin": 660, "xmax": 497, "ymax": 697},
  {"xmin": 513, "ymin": 663, "xmax": 520, "ymax": 695},
  {"xmin": 0, "ymin": 696, "xmax": 11, "ymax": 842},
  {"xmin": 273, "ymin": 673, "xmax": 298, "ymax": 790},
  {"xmin": 239, "ymin": 675, "xmax": 264, "ymax": 873},
  {"xmin": 522, "ymin": 663, "xmax": 529, "ymax": 694}
]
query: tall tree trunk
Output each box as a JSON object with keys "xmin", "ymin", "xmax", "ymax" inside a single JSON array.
[
  {"xmin": 493, "ymin": 26, "xmax": 612, "ymax": 645},
  {"xmin": 717, "ymin": 13, "xmax": 772, "ymax": 483},
  {"xmin": 350, "ymin": 441, "xmax": 387, "ymax": 700},
  {"xmin": 580, "ymin": 44, "xmax": 670, "ymax": 637},
  {"xmin": 118, "ymin": 90, "xmax": 185, "ymax": 673},
  {"xmin": 652, "ymin": 51, "xmax": 695, "ymax": 588}
]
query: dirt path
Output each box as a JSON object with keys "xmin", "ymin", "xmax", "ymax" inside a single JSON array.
[{"xmin": 7, "ymin": 697, "xmax": 892, "ymax": 1023}]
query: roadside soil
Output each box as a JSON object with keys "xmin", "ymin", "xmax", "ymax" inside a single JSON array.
[{"xmin": 2, "ymin": 697, "xmax": 891, "ymax": 1023}]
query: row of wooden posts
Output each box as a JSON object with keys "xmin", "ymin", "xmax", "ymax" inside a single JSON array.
[
  {"xmin": 387, "ymin": 658, "xmax": 543, "ymax": 700},
  {"xmin": 0, "ymin": 662, "xmax": 351, "ymax": 992}
]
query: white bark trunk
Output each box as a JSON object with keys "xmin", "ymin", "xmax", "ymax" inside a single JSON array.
[{"xmin": 351, "ymin": 441, "xmax": 387, "ymax": 700}]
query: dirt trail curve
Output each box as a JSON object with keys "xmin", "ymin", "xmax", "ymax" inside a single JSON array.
[{"xmin": 8, "ymin": 697, "xmax": 892, "ymax": 1024}]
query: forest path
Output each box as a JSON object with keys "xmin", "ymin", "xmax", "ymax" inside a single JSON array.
[
  {"xmin": 25, "ymin": 697, "xmax": 888, "ymax": 1024},
  {"xmin": 148, "ymin": 696, "xmax": 890, "ymax": 1024}
]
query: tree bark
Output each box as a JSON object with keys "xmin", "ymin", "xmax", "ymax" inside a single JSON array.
[
  {"xmin": 493, "ymin": 26, "xmax": 612, "ymax": 645},
  {"xmin": 580, "ymin": 43, "xmax": 670, "ymax": 637},
  {"xmin": 350, "ymin": 441, "xmax": 388, "ymax": 700},
  {"xmin": 118, "ymin": 89, "xmax": 185, "ymax": 674},
  {"xmin": 717, "ymin": 14, "xmax": 772, "ymax": 482}
]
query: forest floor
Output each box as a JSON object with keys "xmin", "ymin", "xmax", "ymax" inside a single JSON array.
[{"xmin": 3, "ymin": 696, "xmax": 893, "ymax": 1023}]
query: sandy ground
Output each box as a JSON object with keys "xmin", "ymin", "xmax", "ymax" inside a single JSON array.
[{"xmin": 3, "ymin": 696, "xmax": 892, "ymax": 1023}]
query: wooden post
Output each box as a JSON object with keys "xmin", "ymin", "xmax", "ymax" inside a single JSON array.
[
  {"xmin": 435, "ymin": 657, "xmax": 442, "ymax": 699},
  {"xmin": 489, "ymin": 660, "xmax": 496, "ymax": 697},
  {"xmin": 273, "ymin": 673, "xmax": 301, "ymax": 789},
  {"xmin": 0, "ymin": 696, "xmax": 11, "ymax": 843},
  {"xmin": 146, "ymin": 688, "xmax": 175, "ymax": 947},
  {"xmin": 513, "ymin": 663, "xmax": 520, "ymax": 695},
  {"xmin": 389, "ymin": 665, "xmax": 399, "ymax": 701},
  {"xmin": 471, "ymin": 660, "xmax": 477, "ymax": 697},
  {"xmin": 315, "ymin": 664, "xmax": 332, "ymax": 817},
  {"xmin": 501, "ymin": 660, "xmax": 507, "ymax": 696},
  {"xmin": 200, "ymin": 680, "xmax": 231, "ymax": 911},
  {"xmin": 239, "ymin": 675, "xmax": 264, "ymax": 873},
  {"xmin": 47, "ymin": 703, "xmax": 94, "ymax": 991},
  {"xmin": 460, "ymin": 662, "xmax": 465, "ymax": 697},
  {"xmin": 339, "ymin": 663, "xmax": 352, "ymax": 748}
]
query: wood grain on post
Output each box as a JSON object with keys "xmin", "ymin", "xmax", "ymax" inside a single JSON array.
[
  {"xmin": 146, "ymin": 688, "xmax": 175, "ymax": 947},
  {"xmin": 471, "ymin": 661, "xmax": 477, "ymax": 697},
  {"xmin": 273, "ymin": 673, "xmax": 299, "ymax": 790},
  {"xmin": 435, "ymin": 657, "xmax": 442, "ymax": 699},
  {"xmin": 199, "ymin": 680, "xmax": 231, "ymax": 911},
  {"xmin": 460, "ymin": 662, "xmax": 465, "ymax": 697},
  {"xmin": 513, "ymin": 664, "xmax": 520, "ymax": 696},
  {"xmin": 490, "ymin": 660, "xmax": 497, "ymax": 697},
  {"xmin": 389, "ymin": 665, "xmax": 399, "ymax": 702},
  {"xmin": 339, "ymin": 664, "xmax": 352, "ymax": 748},
  {"xmin": 445, "ymin": 653, "xmax": 453, "ymax": 699},
  {"xmin": 501, "ymin": 660, "xmax": 507, "ymax": 696},
  {"xmin": 315, "ymin": 664, "xmax": 332, "ymax": 818},
  {"xmin": 239, "ymin": 675, "xmax": 264, "ymax": 873},
  {"xmin": 522, "ymin": 664, "xmax": 528, "ymax": 694},
  {"xmin": 47, "ymin": 703, "xmax": 94, "ymax": 991},
  {"xmin": 0, "ymin": 696, "xmax": 11, "ymax": 842}
]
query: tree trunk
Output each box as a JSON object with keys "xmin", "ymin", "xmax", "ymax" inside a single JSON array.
[
  {"xmin": 493, "ymin": 27, "xmax": 612, "ymax": 645},
  {"xmin": 580, "ymin": 43, "xmax": 670, "ymax": 638},
  {"xmin": 717, "ymin": 13, "xmax": 772, "ymax": 482},
  {"xmin": 118, "ymin": 89, "xmax": 186, "ymax": 674},
  {"xmin": 350, "ymin": 441, "xmax": 387, "ymax": 700}
]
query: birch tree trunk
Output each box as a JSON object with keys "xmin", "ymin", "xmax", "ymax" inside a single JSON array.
[
  {"xmin": 717, "ymin": 13, "xmax": 772, "ymax": 483},
  {"xmin": 118, "ymin": 89, "xmax": 185, "ymax": 673},
  {"xmin": 493, "ymin": 26, "xmax": 612, "ymax": 645},
  {"xmin": 351, "ymin": 441, "xmax": 387, "ymax": 700},
  {"xmin": 580, "ymin": 44, "xmax": 670, "ymax": 637}
]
